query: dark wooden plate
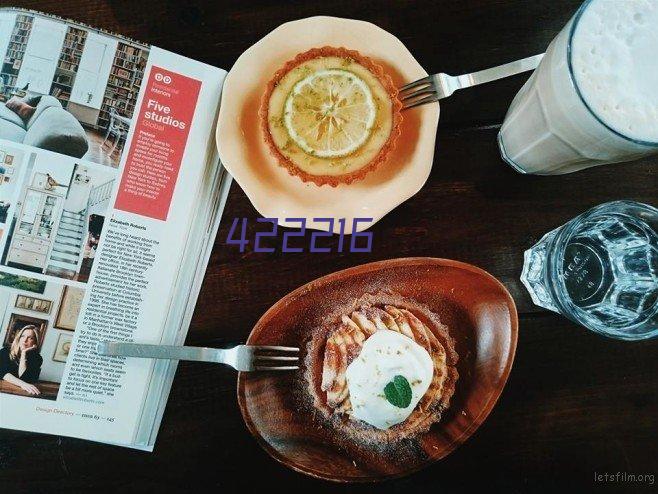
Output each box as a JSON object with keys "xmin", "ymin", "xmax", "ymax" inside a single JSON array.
[{"xmin": 237, "ymin": 258, "xmax": 518, "ymax": 482}]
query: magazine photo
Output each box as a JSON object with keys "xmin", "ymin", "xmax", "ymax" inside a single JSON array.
[
  {"xmin": 0, "ymin": 272, "xmax": 81, "ymax": 401},
  {"xmin": 0, "ymin": 143, "xmax": 115, "ymax": 282},
  {"xmin": 0, "ymin": 12, "xmax": 149, "ymax": 169}
]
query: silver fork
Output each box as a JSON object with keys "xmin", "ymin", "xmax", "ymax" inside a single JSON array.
[
  {"xmin": 399, "ymin": 53, "xmax": 544, "ymax": 110},
  {"xmin": 96, "ymin": 341, "xmax": 299, "ymax": 371}
]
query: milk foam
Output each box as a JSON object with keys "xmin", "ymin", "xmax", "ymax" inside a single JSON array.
[{"xmin": 571, "ymin": 0, "xmax": 658, "ymax": 142}]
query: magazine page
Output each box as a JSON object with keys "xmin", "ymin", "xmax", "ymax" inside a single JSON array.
[
  {"xmin": 133, "ymin": 151, "xmax": 231, "ymax": 449},
  {"xmin": 0, "ymin": 8, "xmax": 227, "ymax": 448}
]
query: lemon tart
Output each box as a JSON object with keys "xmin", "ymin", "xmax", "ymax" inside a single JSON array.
[{"xmin": 260, "ymin": 47, "xmax": 402, "ymax": 187}]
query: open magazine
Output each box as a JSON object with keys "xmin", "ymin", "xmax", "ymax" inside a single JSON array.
[{"xmin": 0, "ymin": 8, "xmax": 231, "ymax": 450}]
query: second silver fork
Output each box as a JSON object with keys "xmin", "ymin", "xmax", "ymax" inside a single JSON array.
[
  {"xmin": 399, "ymin": 53, "xmax": 544, "ymax": 110},
  {"xmin": 97, "ymin": 342, "xmax": 299, "ymax": 371}
]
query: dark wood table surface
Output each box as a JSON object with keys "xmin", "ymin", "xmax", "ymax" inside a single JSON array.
[{"xmin": 1, "ymin": 1, "xmax": 656, "ymax": 492}]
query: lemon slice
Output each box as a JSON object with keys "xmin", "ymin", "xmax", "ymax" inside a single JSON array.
[{"xmin": 283, "ymin": 69, "xmax": 376, "ymax": 158}]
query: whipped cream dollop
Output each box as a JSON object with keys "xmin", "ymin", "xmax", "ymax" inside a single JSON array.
[{"xmin": 345, "ymin": 329, "xmax": 434, "ymax": 429}]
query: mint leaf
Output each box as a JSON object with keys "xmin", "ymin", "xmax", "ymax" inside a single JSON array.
[{"xmin": 384, "ymin": 375, "xmax": 412, "ymax": 408}]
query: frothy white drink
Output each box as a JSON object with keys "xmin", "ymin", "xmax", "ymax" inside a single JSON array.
[
  {"xmin": 571, "ymin": 0, "xmax": 658, "ymax": 143},
  {"xmin": 499, "ymin": 0, "xmax": 658, "ymax": 175}
]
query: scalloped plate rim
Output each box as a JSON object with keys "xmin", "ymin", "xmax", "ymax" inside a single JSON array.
[{"xmin": 216, "ymin": 16, "xmax": 440, "ymax": 234}]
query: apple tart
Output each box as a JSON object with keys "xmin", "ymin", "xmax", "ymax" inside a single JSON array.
[
  {"xmin": 260, "ymin": 47, "xmax": 402, "ymax": 187},
  {"xmin": 304, "ymin": 293, "xmax": 458, "ymax": 444}
]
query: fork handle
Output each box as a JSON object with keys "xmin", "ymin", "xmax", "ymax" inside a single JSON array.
[
  {"xmin": 97, "ymin": 341, "xmax": 225, "ymax": 363},
  {"xmin": 452, "ymin": 53, "xmax": 544, "ymax": 92}
]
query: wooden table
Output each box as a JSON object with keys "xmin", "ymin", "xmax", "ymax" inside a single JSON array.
[
  {"xmin": 1, "ymin": 1, "xmax": 656, "ymax": 492},
  {"xmin": 0, "ymin": 380, "xmax": 59, "ymax": 400}
]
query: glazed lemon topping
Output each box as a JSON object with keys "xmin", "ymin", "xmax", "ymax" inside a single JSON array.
[
  {"xmin": 284, "ymin": 69, "xmax": 376, "ymax": 158},
  {"xmin": 266, "ymin": 54, "xmax": 395, "ymax": 178}
]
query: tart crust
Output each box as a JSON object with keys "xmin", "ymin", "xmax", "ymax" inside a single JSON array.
[{"xmin": 260, "ymin": 47, "xmax": 403, "ymax": 187}]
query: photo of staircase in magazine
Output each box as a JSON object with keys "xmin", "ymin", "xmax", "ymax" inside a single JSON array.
[{"xmin": 0, "ymin": 142, "xmax": 116, "ymax": 282}]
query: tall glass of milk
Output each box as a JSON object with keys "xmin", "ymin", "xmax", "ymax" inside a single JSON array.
[{"xmin": 498, "ymin": 0, "xmax": 658, "ymax": 174}]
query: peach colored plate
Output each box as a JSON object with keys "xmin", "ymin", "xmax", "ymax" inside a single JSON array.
[
  {"xmin": 216, "ymin": 17, "xmax": 440, "ymax": 234},
  {"xmin": 237, "ymin": 258, "xmax": 518, "ymax": 482}
]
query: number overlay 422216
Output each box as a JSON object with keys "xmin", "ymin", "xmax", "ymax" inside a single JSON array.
[{"xmin": 225, "ymin": 218, "xmax": 373, "ymax": 253}]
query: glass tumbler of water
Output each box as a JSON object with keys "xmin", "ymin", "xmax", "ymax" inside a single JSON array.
[
  {"xmin": 498, "ymin": 0, "xmax": 658, "ymax": 174},
  {"xmin": 521, "ymin": 201, "xmax": 658, "ymax": 340}
]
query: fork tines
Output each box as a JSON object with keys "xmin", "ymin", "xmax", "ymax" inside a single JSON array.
[
  {"xmin": 252, "ymin": 345, "xmax": 299, "ymax": 371},
  {"xmin": 398, "ymin": 76, "xmax": 439, "ymax": 110}
]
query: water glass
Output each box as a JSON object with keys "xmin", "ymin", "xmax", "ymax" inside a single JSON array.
[{"xmin": 521, "ymin": 201, "xmax": 658, "ymax": 340}]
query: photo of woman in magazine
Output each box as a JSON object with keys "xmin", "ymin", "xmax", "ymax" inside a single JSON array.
[
  {"xmin": 0, "ymin": 276, "xmax": 83, "ymax": 401},
  {"xmin": 0, "ymin": 324, "xmax": 43, "ymax": 396}
]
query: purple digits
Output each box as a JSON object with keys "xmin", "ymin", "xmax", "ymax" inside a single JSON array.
[{"xmin": 226, "ymin": 217, "xmax": 373, "ymax": 253}]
